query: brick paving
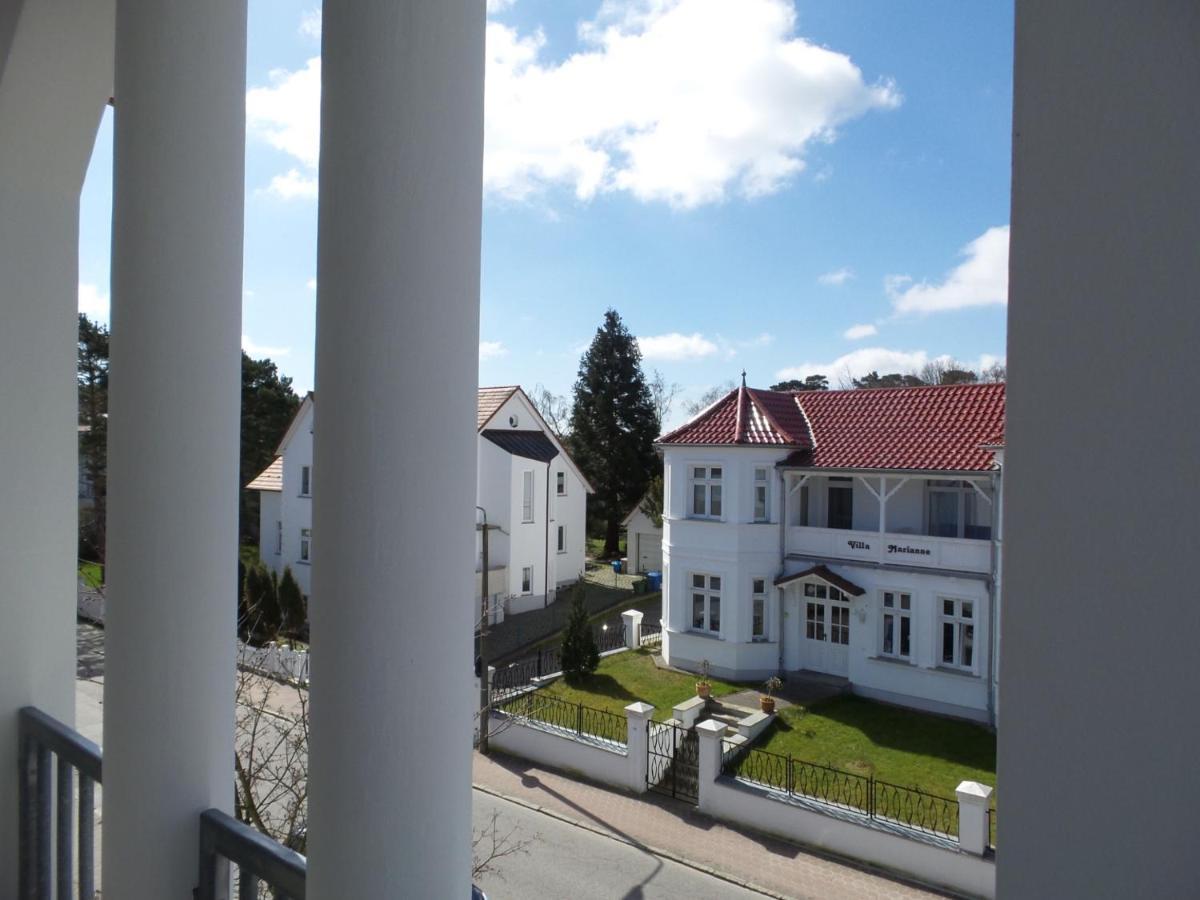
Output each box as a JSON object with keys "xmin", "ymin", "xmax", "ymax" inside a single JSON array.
[{"xmin": 472, "ymin": 751, "xmax": 953, "ymax": 900}]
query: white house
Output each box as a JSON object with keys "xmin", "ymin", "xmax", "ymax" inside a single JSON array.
[
  {"xmin": 658, "ymin": 379, "xmax": 1005, "ymax": 724},
  {"xmin": 248, "ymin": 386, "xmax": 592, "ymax": 619},
  {"xmin": 621, "ymin": 499, "xmax": 663, "ymax": 575}
]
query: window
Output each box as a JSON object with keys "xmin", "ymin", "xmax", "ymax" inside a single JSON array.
[
  {"xmin": 300, "ymin": 465, "xmax": 311, "ymax": 496},
  {"xmin": 556, "ymin": 471, "xmax": 566, "ymax": 496},
  {"xmin": 880, "ymin": 591, "xmax": 912, "ymax": 659},
  {"xmin": 275, "ymin": 521, "xmax": 282, "ymax": 555},
  {"xmin": 830, "ymin": 605, "xmax": 850, "ymax": 645},
  {"xmin": 556, "ymin": 524, "xmax": 565, "ymax": 553},
  {"xmin": 521, "ymin": 566, "xmax": 533, "ymax": 594},
  {"xmin": 751, "ymin": 577, "xmax": 767, "ymax": 640},
  {"xmin": 299, "ymin": 528, "xmax": 311, "ymax": 562},
  {"xmin": 689, "ymin": 466, "xmax": 723, "ymax": 519},
  {"xmin": 521, "ymin": 470, "xmax": 534, "ymax": 522},
  {"xmin": 803, "ymin": 582, "xmax": 846, "ymax": 602},
  {"xmin": 690, "ymin": 573, "xmax": 721, "ymax": 633},
  {"xmin": 940, "ymin": 597, "xmax": 975, "ymax": 670},
  {"xmin": 805, "ymin": 602, "xmax": 825, "ymax": 640},
  {"xmin": 927, "ymin": 481, "xmax": 991, "ymax": 540},
  {"xmin": 827, "ymin": 478, "xmax": 853, "ymax": 530},
  {"xmin": 753, "ymin": 467, "xmax": 770, "ymax": 522}
]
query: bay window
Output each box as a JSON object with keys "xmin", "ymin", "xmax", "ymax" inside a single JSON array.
[
  {"xmin": 689, "ymin": 466, "xmax": 722, "ymax": 519},
  {"xmin": 751, "ymin": 577, "xmax": 767, "ymax": 640},
  {"xmin": 753, "ymin": 467, "xmax": 770, "ymax": 522},
  {"xmin": 690, "ymin": 573, "xmax": 721, "ymax": 633}
]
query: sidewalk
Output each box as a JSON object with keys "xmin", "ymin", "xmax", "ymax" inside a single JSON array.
[{"xmin": 472, "ymin": 751, "xmax": 951, "ymax": 900}]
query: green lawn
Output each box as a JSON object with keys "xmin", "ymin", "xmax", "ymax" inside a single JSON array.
[
  {"xmin": 78, "ymin": 560, "xmax": 103, "ymax": 589},
  {"xmin": 585, "ymin": 536, "xmax": 626, "ymax": 560},
  {"xmin": 540, "ymin": 649, "xmax": 740, "ymax": 722},
  {"xmin": 757, "ymin": 695, "xmax": 996, "ymax": 802}
]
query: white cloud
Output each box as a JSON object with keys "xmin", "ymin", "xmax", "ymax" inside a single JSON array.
[
  {"xmin": 843, "ymin": 323, "xmax": 877, "ymax": 340},
  {"xmin": 78, "ymin": 282, "xmax": 109, "ymax": 321},
  {"xmin": 638, "ymin": 332, "xmax": 719, "ymax": 361},
  {"xmin": 299, "ymin": 9, "xmax": 321, "ymax": 40},
  {"xmin": 306, "ymin": 277, "xmax": 317, "ymax": 291},
  {"xmin": 262, "ymin": 168, "xmax": 318, "ymax": 200},
  {"xmin": 246, "ymin": 0, "xmax": 899, "ymax": 208},
  {"xmin": 776, "ymin": 347, "xmax": 931, "ymax": 383},
  {"xmin": 818, "ymin": 267, "xmax": 855, "ymax": 286},
  {"xmin": 479, "ymin": 340, "xmax": 508, "ymax": 361},
  {"xmin": 888, "ymin": 225, "xmax": 1009, "ymax": 314},
  {"xmin": 242, "ymin": 334, "xmax": 291, "ymax": 358},
  {"xmin": 486, "ymin": 0, "xmax": 516, "ymax": 11}
]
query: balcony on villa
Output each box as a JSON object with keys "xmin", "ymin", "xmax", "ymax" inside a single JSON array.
[{"xmin": 783, "ymin": 472, "xmax": 999, "ymax": 576}]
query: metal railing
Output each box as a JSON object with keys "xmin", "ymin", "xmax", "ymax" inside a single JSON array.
[
  {"xmin": 492, "ymin": 621, "xmax": 628, "ymax": 698},
  {"xmin": 18, "ymin": 706, "xmax": 101, "ymax": 900},
  {"xmin": 18, "ymin": 705, "xmax": 308, "ymax": 900},
  {"xmin": 493, "ymin": 691, "xmax": 627, "ymax": 746},
  {"xmin": 724, "ymin": 745, "xmax": 961, "ymax": 840},
  {"xmin": 639, "ymin": 621, "xmax": 662, "ymax": 649},
  {"xmin": 198, "ymin": 808, "xmax": 307, "ymax": 900},
  {"xmin": 595, "ymin": 622, "xmax": 626, "ymax": 653}
]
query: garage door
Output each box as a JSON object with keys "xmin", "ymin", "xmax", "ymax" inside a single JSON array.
[{"xmin": 636, "ymin": 531, "xmax": 663, "ymax": 573}]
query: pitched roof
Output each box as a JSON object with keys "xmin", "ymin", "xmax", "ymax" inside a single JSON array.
[
  {"xmin": 482, "ymin": 430, "xmax": 559, "ymax": 463},
  {"xmin": 774, "ymin": 564, "xmax": 866, "ymax": 597},
  {"xmin": 477, "ymin": 386, "xmax": 521, "ymax": 431},
  {"xmin": 246, "ymin": 457, "xmax": 282, "ymax": 492},
  {"xmin": 660, "ymin": 382, "xmax": 1005, "ymax": 472}
]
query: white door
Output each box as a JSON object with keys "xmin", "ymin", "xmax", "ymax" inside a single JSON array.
[
  {"xmin": 638, "ymin": 532, "xmax": 662, "ymax": 573},
  {"xmin": 798, "ymin": 583, "xmax": 850, "ymax": 677}
]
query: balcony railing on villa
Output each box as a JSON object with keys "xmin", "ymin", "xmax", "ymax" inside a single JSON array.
[
  {"xmin": 18, "ymin": 706, "xmax": 307, "ymax": 900},
  {"xmin": 786, "ymin": 525, "xmax": 992, "ymax": 574}
]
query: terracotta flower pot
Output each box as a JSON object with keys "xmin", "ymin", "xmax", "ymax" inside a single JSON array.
[
  {"xmin": 760, "ymin": 696, "xmax": 776, "ymax": 715},
  {"xmin": 697, "ymin": 682, "xmax": 711, "ymax": 699}
]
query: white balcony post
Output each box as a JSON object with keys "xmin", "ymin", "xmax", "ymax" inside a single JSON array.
[
  {"xmin": 101, "ymin": 1, "xmax": 246, "ymax": 896},
  {"xmin": 305, "ymin": 1, "xmax": 485, "ymax": 897},
  {"xmin": 695, "ymin": 718, "xmax": 726, "ymax": 814},
  {"xmin": 624, "ymin": 702, "xmax": 654, "ymax": 792},
  {"xmin": 955, "ymin": 780, "xmax": 994, "ymax": 855},
  {"xmin": 0, "ymin": 0, "xmax": 114, "ymax": 887},
  {"xmin": 622, "ymin": 609, "xmax": 644, "ymax": 649}
]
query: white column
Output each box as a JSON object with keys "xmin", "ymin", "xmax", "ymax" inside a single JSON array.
[
  {"xmin": 695, "ymin": 718, "xmax": 726, "ymax": 815},
  {"xmin": 101, "ymin": 1, "xmax": 245, "ymax": 896},
  {"xmin": 0, "ymin": 0, "xmax": 113, "ymax": 889},
  {"xmin": 624, "ymin": 702, "xmax": 654, "ymax": 793},
  {"xmin": 622, "ymin": 609, "xmax": 644, "ymax": 649},
  {"xmin": 955, "ymin": 781, "xmax": 994, "ymax": 856},
  {"xmin": 305, "ymin": 1, "xmax": 485, "ymax": 897}
]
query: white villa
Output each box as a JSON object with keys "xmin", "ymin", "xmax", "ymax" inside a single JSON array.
[
  {"xmin": 248, "ymin": 386, "xmax": 591, "ymax": 620},
  {"xmin": 658, "ymin": 379, "xmax": 1005, "ymax": 724}
]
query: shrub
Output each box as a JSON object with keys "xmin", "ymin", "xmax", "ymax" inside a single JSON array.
[
  {"xmin": 277, "ymin": 567, "xmax": 308, "ymax": 639},
  {"xmin": 560, "ymin": 586, "xmax": 599, "ymax": 682}
]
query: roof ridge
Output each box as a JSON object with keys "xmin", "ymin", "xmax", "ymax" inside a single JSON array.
[
  {"xmin": 746, "ymin": 386, "xmax": 804, "ymax": 446},
  {"xmin": 658, "ymin": 387, "xmax": 740, "ymax": 444}
]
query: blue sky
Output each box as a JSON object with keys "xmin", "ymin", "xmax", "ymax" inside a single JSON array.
[{"xmin": 78, "ymin": 0, "xmax": 1014, "ymax": 430}]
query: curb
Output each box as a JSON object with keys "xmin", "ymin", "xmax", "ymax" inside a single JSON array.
[{"xmin": 471, "ymin": 781, "xmax": 790, "ymax": 900}]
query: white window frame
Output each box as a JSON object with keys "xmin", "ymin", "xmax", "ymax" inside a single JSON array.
[
  {"xmin": 753, "ymin": 467, "xmax": 770, "ymax": 522},
  {"xmin": 939, "ymin": 595, "xmax": 977, "ymax": 671},
  {"xmin": 925, "ymin": 480, "xmax": 991, "ymax": 540},
  {"xmin": 803, "ymin": 581, "xmax": 850, "ymax": 645},
  {"xmin": 521, "ymin": 470, "xmax": 534, "ymax": 523},
  {"xmin": 879, "ymin": 590, "xmax": 913, "ymax": 661},
  {"xmin": 689, "ymin": 572, "xmax": 722, "ymax": 634},
  {"xmin": 556, "ymin": 524, "xmax": 566, "ymax": 554},
  {"xmin": 299, "ymin": 528, "xmax": 311, "ymax": 563},
  {"xmin": 300, "ymin": 465, "xmax": 311, "ymax": 497},
  {"xmin": 751, "ymin": 576, "xmax": 768, "ymax": 641},
  {"xmin": 521, "ymin": 565, "xmax": 533, "ymax": 595},
  {"xmin": 688, "ymin": 465, "xmax": 723, "ymax": 520},
  {"xmin": 556, "ymin": 470, "xmax": 566, "ymax": 496}
]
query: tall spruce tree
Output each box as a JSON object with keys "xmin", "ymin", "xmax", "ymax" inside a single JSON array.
[
  {"xmin": 569, "ymin": 309, "xmax": 659, "ymax": 556},
  {"xmin": 559, "ymin": 586, "xmax": 599, "ymax": 682},
  {"xmin": 78, "ymin": 314, "xmax": 110, "ymax": 564}
]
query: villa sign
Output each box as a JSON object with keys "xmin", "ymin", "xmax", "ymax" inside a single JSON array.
[
  {"xmin": 887, "ymin": 543, "xmax": 932, "ymax": 557},
  {"xmin": 847, "ymin": 540, "xmax": 870, "ymax": 551}
]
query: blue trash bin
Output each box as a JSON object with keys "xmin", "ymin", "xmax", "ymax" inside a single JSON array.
[
  {"xmin": 611, "ymin": 559, "xmax": 623, "ymax": 574},
  {"xmin": 646, "ymin": 570, "xmax": 662, "ymax": 591}
]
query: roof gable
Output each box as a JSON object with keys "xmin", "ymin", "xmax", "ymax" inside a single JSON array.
[
  {"xmin": 247, "ymin": 457, "xmax": 283, "ymax": 492},
  {"xmin": 275, "ymin": 393, "xmax": 314, "ymax": 456},
  {"xmin": 658, "ymin": 384, "xmax": 812, "ymax": 447},
  {"xmin": 477, "ymin": 386, "xmax": 520, "ymax": 430}
]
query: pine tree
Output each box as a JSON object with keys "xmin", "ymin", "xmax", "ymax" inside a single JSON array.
[
  {"xmin": 78, "ymin": 314, "xmax": 109, "ymax": 564},
  {"xmin": 242, "ymin": 562, "xmax": 282, "ymax": 643},
  {"xmin": 560, "ymin": 586, "xmax": 599, "ymax": 683},
  {"xmin": 277, "ymin": 567, "xmax": 307, "ymax": 639},
  {"xmin": 569, "ymin": 309, "xmax": 659, "ymax": 556},
  {"xmin": 241, "ymin": 353, "xmax": 302, "ymax": 545}
]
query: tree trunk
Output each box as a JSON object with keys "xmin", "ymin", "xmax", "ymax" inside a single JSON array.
[{"xmin": 604, "ymin": 515, "xmax": 620, "ymax": 558}]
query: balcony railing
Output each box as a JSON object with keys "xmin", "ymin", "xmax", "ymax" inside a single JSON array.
[
  {"xmin": 786, "ymin": 525, "xmax": 992, "ymax": 574},
  {"xmin": 18, "ymin": 706, "xmax": 307, "ymax": 900}
]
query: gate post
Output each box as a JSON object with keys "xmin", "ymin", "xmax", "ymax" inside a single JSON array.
[
  {"xmin": 622, "ymin": 610, "xmax": 644, "ymax": 650},
  {"xmin": 695, "ymin": 719, "xmax": 725, "ymax": 814},
  {"xmin": 624, "ymin": 702, "xmax": 655, "ymax": 793}
]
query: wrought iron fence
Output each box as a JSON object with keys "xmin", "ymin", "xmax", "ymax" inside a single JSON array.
[
  {"xmin": 493, "ymin": 691, "xmax": 627, "ymax": 746},
  {"xmin": 639, "ymin": 621, "xmax": 663, "ymax": 649},
  {"xmin": 723, "ymin": 745, "xmax": 961, "ymax": 840},
  {"xmin": 595, "ymin": 622, "xmax": 626, "ymax": 653},
  {"xmin": 491, "ymin": 623, "xmax": 628, "ymax": 697}
]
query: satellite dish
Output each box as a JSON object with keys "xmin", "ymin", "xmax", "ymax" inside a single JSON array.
[{"xmin": 509, "ymin": 414, "xmax": 519, "ymax": 428}]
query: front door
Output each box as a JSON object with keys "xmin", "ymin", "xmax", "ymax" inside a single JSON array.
[{"xmin": 798, "ymin": 583, "xmax": 850, "ymax": 676}]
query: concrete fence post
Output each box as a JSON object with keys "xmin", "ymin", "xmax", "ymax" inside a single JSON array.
[
  {"xmin": 622, "ymin": 610, "xmax": 644, "ymax": 650},
  {"xmin": 955, "ymin": 781, "xmax": 994, "ymax": 855},
  {"xmin": 624, "ymin": 702, "xmax": 655, "ymax": 793},
  {"xmin": 695, "ymin": 719, "xmax": 726, "ymax": 814}
]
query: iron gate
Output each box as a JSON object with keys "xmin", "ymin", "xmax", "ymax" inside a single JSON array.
[{"xmin": 647, "ymin": 720, "xmax": 699, "ymax": 803}]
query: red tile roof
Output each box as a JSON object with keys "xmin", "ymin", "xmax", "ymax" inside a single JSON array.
[{"xmin": 660, "ymin": 382, "xmax": 1005, "ymax": 472}]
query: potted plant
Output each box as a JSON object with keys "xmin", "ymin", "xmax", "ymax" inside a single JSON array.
[
  {"xmin": 760, "ymin": 675, "xmax": 783, "ymax": 714},
  {"xmin": 696, "ymin": 659, "xmax": 712, "ymax": 699}
]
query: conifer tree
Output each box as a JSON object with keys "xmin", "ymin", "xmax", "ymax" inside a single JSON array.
[
  {"xmin": 570, "ymin": 309, "xmax": 659, "ymax": 556},
  {"xmin": 277, "ymin": 567, "xmax": 307, "ymax": 639},
  {"xmin": 560, "ymin": 587, "xmax": 599, "ymax": 683}
]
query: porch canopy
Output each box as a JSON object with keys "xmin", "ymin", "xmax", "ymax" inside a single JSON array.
[{"xmin": 774, "ymin": 565, "xmax": 866, "ymax": 597}]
